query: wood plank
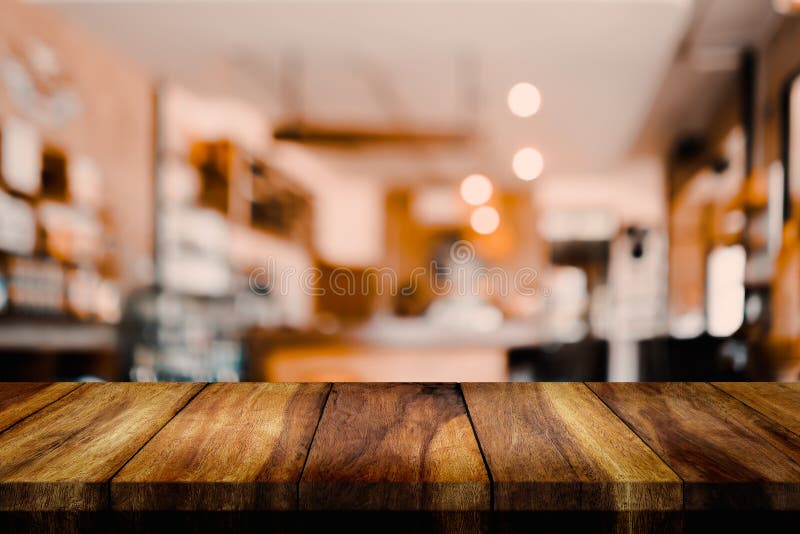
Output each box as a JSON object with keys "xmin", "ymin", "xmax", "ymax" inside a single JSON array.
[
  {"xmin": 588, "ymin": 382, "xmax": 800, "ymax": 510},
  {"xmin": 713, "ymin": 382, "xmax": 800, "ymax": 435},
  {"xmin": 0, "ymin": 383, "xmax": 81, "ymax": 433},
  {"xmin": 0, "ymin": 382, "xmax": 202, "ymax": 511},
  {"xmin": 299, "ymin": 383, "xmax": 489, "ymax": 511},
  {"xmin": 112, "ymin": 382, "xmax": 330, "ymax": 511},
  {"xmin": 462, "ymin": 382, "xmax": 682, "ymax": 511}
]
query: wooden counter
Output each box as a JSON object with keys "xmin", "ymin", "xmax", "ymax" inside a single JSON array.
[{"xmin": 0, "ymin": 381, "xmax": 799, "ymax": 528}]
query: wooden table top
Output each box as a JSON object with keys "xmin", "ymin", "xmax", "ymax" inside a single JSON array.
[{"xmin": 0, "ymin": 382, "xmax": 799, "ymax": 513}]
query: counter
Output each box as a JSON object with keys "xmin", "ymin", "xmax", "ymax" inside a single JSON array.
[{"xmin": 1, "ymin": 381, "xmax": 799, "ymax": 530}]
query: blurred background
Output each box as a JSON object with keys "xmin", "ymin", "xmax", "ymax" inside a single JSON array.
[{"xmin": 2, "ymin": 0, "xmax": 800, "ymax": 383}]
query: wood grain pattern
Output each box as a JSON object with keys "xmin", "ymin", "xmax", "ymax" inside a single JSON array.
[
  {"xmin": 588, "ymin": 382, "xmax": 800, "ymax": 510},
  {"xmin": 112, "ymin": 382, "xmax": 330, "ymax": 511},
  {"xmin": 0, "ymin": 382, "xmax": 202, "ymax": 511},
  {"xmin": 299, "ymin": 383, "xmax": 489, "ymax": 511},
  {"xmin": 462, "ymin": 382, "xmax": 682, "ymax": 511},
  {"xmin": 0, "ymin": 383, "xmax": 81, "ymax": 433},
  {"xmin": 713, "ymin": 382, "xmax": 800, "ymax": 435},
  {"xmin": 5, "ymin": 381, "xmax": 800, "ymax": 515}
]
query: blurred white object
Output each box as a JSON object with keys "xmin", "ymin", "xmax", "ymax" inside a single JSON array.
[
  {"xmin": 544, "ymin": 266, "xmax": 588, "ymax": 343},
  {"xmin": 707, "ymin": 245, "xmax": 746, "ymax": 337},
  {"xmin": 161, "ymin": 207, "xmax": 229, "ymax": 256},
  {"xmin": 767, "ymin": 160, "xmax": 785, "ymax": 260},
  {"xmin": 608, "ymin": 229, "xmax": 669, "ymax": 341},
  {"xmin": 607, "ymin": 339, "xmax": 638, "ymax": 382},
  {"xmin": 426, "ymin": 296, "xmax": 503, "ymax": 334},
  {"xmin": 1, "ymin": 116, "xmax": 41, "ymax": 195},
  {"xmin": 160, "ymin": 252, "xmax": 230, "ymax": 297},
  {"xmin": 0, "ymin": 190, "xmax": 36, "ymax": 255}
]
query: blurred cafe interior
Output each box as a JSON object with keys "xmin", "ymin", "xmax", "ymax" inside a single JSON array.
[{"xmin": 3, "ymin": 0, "xmax": 800, "ymax": 384}]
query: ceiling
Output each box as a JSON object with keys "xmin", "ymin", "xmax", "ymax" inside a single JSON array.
[
  {"xmin": 634, "ymin": 0, "xmax": 780, "ymax": 156},
  {"xmin": 49, "ymin": 0, "xmax": 779, "ymax": 186}
]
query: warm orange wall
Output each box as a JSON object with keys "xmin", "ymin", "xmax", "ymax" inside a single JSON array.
[{"xmin": 0, "ymin": 0, "xmax": 154, "ymax": 292}]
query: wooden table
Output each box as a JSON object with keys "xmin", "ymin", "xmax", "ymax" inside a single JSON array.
[{"xmin": 1, "ymin": 382, "xmax": 799, "ymax": 531}]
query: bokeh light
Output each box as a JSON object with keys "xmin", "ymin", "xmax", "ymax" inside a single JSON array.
[
  {"xmin": 512, "ymin": 147, "xmax": 544, "ymax": 181},
  {"xmin": 470, "ymin": 205, "xmax": 500, "ymax": 235},
  {"xmin": 460, "ymin": 174, "xmax": 493, "ymax": 206},
  {"xmin": 507, "ymin": 82, "xmax": 542, "ymax": 117}
]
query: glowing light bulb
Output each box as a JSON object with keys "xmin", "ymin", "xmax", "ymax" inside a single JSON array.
[
  {"xmin": 507, "ymin": 82, "xmax": 541, "ymax": 117},
  {"xmin": 470, "ymin": 206, "xmax": 500, "ymax": 235},
  {"xmin": 460, "ymin": 174, "xmax": 493, "ymax": 206},
  {"xmin": 512, "ymin": 147, "xmax": 544, "ymax": 181}
]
